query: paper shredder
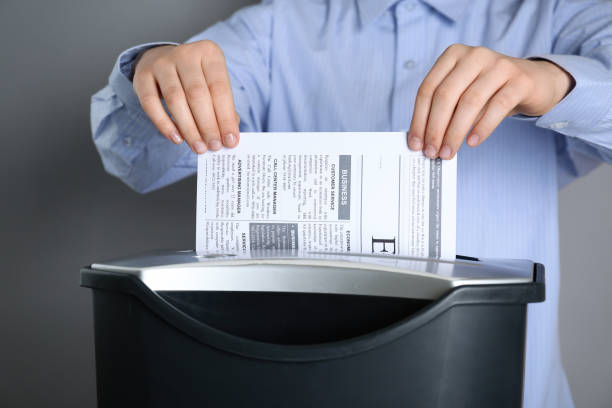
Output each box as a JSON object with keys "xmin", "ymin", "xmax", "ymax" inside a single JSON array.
[{"xmin": 80, "ymin": 250, "xmax": 545, "ymax": 408}]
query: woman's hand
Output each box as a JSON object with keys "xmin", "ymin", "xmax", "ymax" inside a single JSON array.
[
  {"xmin": 133, "ymin": 41, "xmax": 240, "ymax": 154},
  {"xmin": 408, "ymin": 44, "xmax": 574, "ymax": 159}
]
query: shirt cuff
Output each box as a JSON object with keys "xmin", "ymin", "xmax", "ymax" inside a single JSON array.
[
  {"xmin": 530, "ymin": 54, "xmax": 612, "ymax": 135},
  {"xmin": 109, "ymin": 42, "xmax": 178, "ymax": 110}
]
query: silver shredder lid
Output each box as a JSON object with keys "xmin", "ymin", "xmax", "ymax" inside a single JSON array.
[{"xmin": 90, "ymin": 250, "xmax": 535, "ymax": 300}]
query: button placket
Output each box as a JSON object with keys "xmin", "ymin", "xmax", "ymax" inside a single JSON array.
[{"xmin": 391, "ymin": 3, "xmax": 425, "ymax": 129}]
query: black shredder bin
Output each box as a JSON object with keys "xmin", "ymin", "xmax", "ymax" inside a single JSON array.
[{"xmin": 81, "ymin": 250, "xmax": 545, "ymax": 408}]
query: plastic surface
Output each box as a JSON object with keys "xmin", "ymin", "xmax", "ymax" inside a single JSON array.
[{"xmin": 81, "ymin": 257, "xmax": 545, "ymax": 408}]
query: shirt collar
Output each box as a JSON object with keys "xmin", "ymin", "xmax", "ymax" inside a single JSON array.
[{"xmin": 357, "ymin": 0, "xmax": 469, "ymax": 26}]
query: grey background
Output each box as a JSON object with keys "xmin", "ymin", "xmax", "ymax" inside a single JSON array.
[{"xmin": 0, "ymin": 0, "xmax": 609, "ymax": 407}]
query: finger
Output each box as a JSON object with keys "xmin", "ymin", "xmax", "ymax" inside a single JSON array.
[
  {"xmin": 202, "ymin": 53, "xmax": 240, "ymax": 148},
  {"xmin": 155, "ymin": 64, "xmax": 207, "ymax": 154},
  {"xmin": 422, "ymin": 56, "xmax": 485, "ymax": 158},
  {"xmin": 408, "ymin": 44, "xmax": 468, "ymax": 151},
  {"xmin": 176, "ymin": 61, "xmax": 223, "ymax": 151},
  {"xmin": 133, "ymin": 72, "xmax": 183, "ymax": 144},
  {"xmin": 469, "ymin": 77, "xmax": 527, "ymax": 146},
  {"xmin": 440, "ymin": 68, "xmax": 511, "ymax": 159}
]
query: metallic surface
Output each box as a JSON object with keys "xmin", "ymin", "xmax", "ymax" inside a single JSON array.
[{"xmin": 91, "ymin": 250, "xmax": 534, "ymax": 299}]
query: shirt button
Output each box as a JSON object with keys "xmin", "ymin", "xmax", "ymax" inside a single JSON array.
[
  {"xmin": 404, "ymin": 59, "xmax": 417, "ymax": 70},
  {"xmin": 549, "ymin": 121, "xmax": 569, "ymax": 129},
  {"xmin": 124, "ymin": 136, "xmax": 133, "ymax": 146},
  {"xmin": 404, "ymin": 2, "xmax": 415, "ymax": 11}
]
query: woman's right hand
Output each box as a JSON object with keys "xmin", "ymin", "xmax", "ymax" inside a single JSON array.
[{"xmin": 133, "ymin": 41, "xmax": 240, "ymax": 154}]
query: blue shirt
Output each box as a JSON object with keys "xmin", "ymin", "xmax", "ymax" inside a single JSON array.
[{"xmin": 91, "ymin": 1, "xmax": 612, "ymax": 406}]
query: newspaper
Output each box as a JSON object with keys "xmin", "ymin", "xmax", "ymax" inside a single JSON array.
[{"xmin": 196, "ymin": 132, "xmax": 456, "ymax": 259}]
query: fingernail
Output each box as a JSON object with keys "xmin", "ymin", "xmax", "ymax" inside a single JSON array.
[
  {"xmin": 467, "ymin": 134, "xmax": 480, "ymax": 147},
  {"xmin": 209, "ymin": 139, "xmax": 222, "ymax": 151},
  {"xmin": 223, "ymin": 133, "xmax": 236, "ymax": 146},
  {"xmin": 424, "ymin": 144, "xmax": 437, "ymax": 158},
  {"xmin": 170, "ymin": 131, "xmax": 182, "ymax": 144},
  {"xmin": 408, "ymin": 135, "xmax": 423, "ymax": 150},
  {"xmin": 439, "ymin": 145, "xmax": 452, "ymax": 160},
  {"xmin": 193, "ymin": 141, "xmax": 207, "ymax": 154}
]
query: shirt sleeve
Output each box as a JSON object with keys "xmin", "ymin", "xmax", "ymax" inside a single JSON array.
[
  {"xmin": 90, "ymin": 2, "xmax": 273, "ymax": 193},
  {"xmin": 532, "ymin": 0, "xmax": 612, "ymax": 186}
]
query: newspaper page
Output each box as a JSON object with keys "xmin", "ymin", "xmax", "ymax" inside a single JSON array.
[{"xmin": 196, "ymin": 132, "xmax": 456, "ymax": 260}]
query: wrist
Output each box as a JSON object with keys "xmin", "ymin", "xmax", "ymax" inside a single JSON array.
[
  {"xmin": 534, "ymin": 59, "xmax": 576, "ymax": 109},
  {"xmin": 133, "ymin": 45, "xmax": 176, "ymax": 79}
]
